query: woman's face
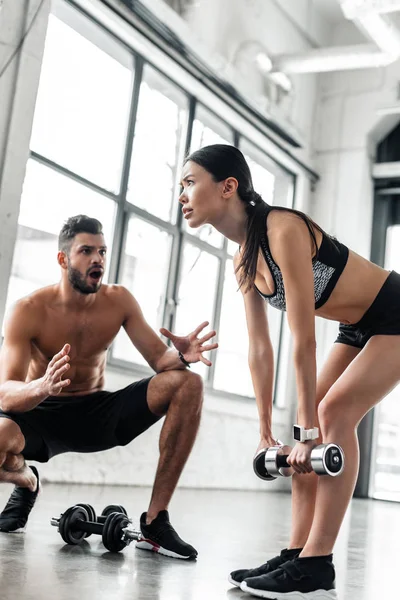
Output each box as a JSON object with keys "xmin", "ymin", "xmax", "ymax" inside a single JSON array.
[{"xmin": 179, "ymin": 161, "xmax": 224, "ymax": 228}]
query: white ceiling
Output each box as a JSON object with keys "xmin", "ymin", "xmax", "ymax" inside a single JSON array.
[{"xmin": 312, "ymin": 0, "xmax": 346, "ymax": 24}]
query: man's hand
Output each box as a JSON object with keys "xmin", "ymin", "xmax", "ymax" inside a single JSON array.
[
  {"xmin": 160, "ymin": 321, "xmax": 218, "ymax": 367},
  {"xmin": 38, "ymin": 344, "xmax": 71, "ymax": 396}
]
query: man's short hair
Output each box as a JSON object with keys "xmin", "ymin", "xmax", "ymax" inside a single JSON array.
[{"xmin": 58, "ymin": 215, "xmax": 104, "ymax": 253}]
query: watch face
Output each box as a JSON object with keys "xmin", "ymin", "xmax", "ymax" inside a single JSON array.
[{"xmin": 294, "ymin": 426, "xmax": 301, "ymax": 441}]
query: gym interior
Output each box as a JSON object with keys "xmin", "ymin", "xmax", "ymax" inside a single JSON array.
[{"xmin": 1, "ymin": 1, "xmax": 400, "ymax": 599}]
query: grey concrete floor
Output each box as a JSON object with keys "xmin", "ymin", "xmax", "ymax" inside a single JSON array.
[{"xmin": 0, "ymin": 482, "xmax": 398, "ymax": 600}]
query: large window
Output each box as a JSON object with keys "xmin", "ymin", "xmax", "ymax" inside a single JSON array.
[
  {"xmin": 127, "ymin": 66, "xmax": 188, "ymax": 222},
  {"xmin": 112, "ymin": 216, "xmax": 173, "ymax": 366},
  {"xmin": 30, "ymin": 12, "xmax": 133, "ymax": 193},
  {"xmin": 3, "ymin": 0, "xmax": 296, "ymax": 402}
]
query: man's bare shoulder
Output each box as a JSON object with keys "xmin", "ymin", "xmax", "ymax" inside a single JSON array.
[
  {"xmin": 101, "ymin": 284, "xmax": 139, "ymax": 308},
  {"xmin": 13, "ymin": 285, "xmax": 57, "ymax": 314},
  {"xmin": 3, "ymin": 286, "xmax": 57, "ymax": 340},
  {"xmin": 101, "ymin": 283, "xmax": 133, "ymax": 302},
  {"xmin": 101, "ymin": 283, "xmax": 132, "ymax": 300}
]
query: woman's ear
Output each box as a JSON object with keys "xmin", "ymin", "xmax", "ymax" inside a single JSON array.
[{"xmin": 222, "ymin": 177, "xmax": 239, "ymax": 197}]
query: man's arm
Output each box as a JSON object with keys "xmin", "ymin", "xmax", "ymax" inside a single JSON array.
[
  {"xmin": 121, "ymin": 288, "xmax": 186, "ymax": 372},
  {"xmin": 0, "ymin": 301, "xmax": 71, "ymax": 413},
  {"xmin": 121, "ymin": 287, "xmax": 217, "ymax": 372}
]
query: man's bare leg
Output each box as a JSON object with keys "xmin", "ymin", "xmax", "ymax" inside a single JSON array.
[
  {"xmin": 0, "ymin": 419, "xmax": 37, "ymax": 491},
  {"xmin": 145, "ymin": 369, "xmax": 203, "ymax": 523},
  {"xmin": 0, "ymin": 453, "xmax": 37, "ymax": 491}
]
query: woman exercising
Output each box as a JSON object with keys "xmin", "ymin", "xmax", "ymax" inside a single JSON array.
[{"xmin": 179, "ymin": 144, "xmax": 400, "ymax": 600}]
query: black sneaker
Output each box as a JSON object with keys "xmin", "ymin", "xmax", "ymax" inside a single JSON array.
[
  {"xmin": 0, "ymin": 466, "xmax": 40, "ymax": 533},
  {"xmin": 241, "ymin": 555, "xmax": 337, "ymax": 599},
  {"xmin": 136, "ymin": 510, "xmax": 197, "ymax": 560},
  {"xmin": 229, "ymin": 547, "xmax": 302, "ymax": 587}
]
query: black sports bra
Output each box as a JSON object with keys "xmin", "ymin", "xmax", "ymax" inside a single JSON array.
[{"xmin": 255, "ymin": 215, "xmax": 349, "ymax": 312}]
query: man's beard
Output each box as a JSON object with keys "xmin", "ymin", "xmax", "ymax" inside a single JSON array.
[{"xmin": 68, "ymin": 266, "xmax": 101, "ymax": 295}]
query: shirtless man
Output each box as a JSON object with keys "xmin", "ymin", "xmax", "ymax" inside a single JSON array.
[{"xmin": 0, "ymin": 215, "xmax": 217, "ymax": 559}]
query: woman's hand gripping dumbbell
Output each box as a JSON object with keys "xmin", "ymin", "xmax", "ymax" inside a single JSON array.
[{"xmin": 253, "ymin": 442, "xmax": 345, "ymax": 481}]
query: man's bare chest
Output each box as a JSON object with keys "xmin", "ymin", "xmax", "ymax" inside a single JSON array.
[{"xmin": 33, "ymin": 309, "xmax": 124, "ymax": 360}]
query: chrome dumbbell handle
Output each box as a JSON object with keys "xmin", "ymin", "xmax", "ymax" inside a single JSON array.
[
  {"xmin": 265, "ymin": 445, "xmax": 295, "ymax": 479},
  {"xmin": 51, "ymin": 517, "xmax": 60, "ymax": 527},
  {"xmin": 121, "ymin": 527, "xmax": 141, "ymax": 545}
]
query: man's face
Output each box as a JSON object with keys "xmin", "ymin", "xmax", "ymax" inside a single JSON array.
[{"xmin": 65, "ymin": 233, "xmax": 107, "ymax": 295}]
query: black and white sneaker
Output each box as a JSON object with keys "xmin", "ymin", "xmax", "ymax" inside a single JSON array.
[
  {"xmin": 229, "ymin": 547, "xmax": 302, "ymax": 587},
  {"xmin": 136, "ymin": 510, "xmax": 197, "ymax": 560},
  {"xmin": 0, "ymin": 466, "xmax": 40, "ymax": 533},
  {"xmin": 241, "ymin": 555, "xmax": 337, "ymax": 599}
]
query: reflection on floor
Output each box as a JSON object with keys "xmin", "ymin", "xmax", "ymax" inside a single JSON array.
[{"xmin": 0, "ymin": 482, "xmax": 398, "ymax": 600}]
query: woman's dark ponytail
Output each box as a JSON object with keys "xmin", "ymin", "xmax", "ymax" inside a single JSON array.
[{"xmin": 236, "ymin": 191, "xmax": 268, "ymax": 292}]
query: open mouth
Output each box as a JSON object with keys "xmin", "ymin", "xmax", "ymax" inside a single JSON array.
[
  {"xmin": 88, "ymin": 269, "xmax": 103, "ymax": 282},
  {"xmin": 183, "ymin": 209, "xmax": 193, "ymax": 219}
]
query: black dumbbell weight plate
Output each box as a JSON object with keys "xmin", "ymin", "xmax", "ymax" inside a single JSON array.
[
  {"xmin": 102, "ymin": 512, "xmax": 130, "ymax": 552},
  {"xmin": 59, "ymin": 506, "xmax": 89, "ymax": 545},
  {"xmin": 75, "ymin": 503, "xmax": 97, "ymax": 538},
  {"xmin": 101, "ymin": 504, "xmax": 128, "ymax": 518}
]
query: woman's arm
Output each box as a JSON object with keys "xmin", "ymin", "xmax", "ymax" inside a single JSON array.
[
  {"xmin": 269, "ymin": 212, "xmax": 317, "ymax": 430},
  {"xmin": 234, "ymin": 253, "xmax": 276, "ymax": 445}
]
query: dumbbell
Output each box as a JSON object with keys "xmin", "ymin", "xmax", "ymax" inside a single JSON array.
[
  {"xmin": 51, "ymin": 504, "xmax": 141, "ymax": 552},
  {"xmin": 73, "ymin": 504, "xmax": 128, "ymax": 538},
  {"xmin": 253, "ymin": 443, "xmax": 345, "ymax": 481}
]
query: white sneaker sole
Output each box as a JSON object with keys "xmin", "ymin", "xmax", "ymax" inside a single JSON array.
[
  {"xmin": 228, "ymin": 575, "xmax": 241, "ymax": 588},
  {"xmin": 136, "ymin": 538, "xmax": 195, "ymax": 560},
  {"xmin": 240, "ymin": 582, "xmax": 337, "ymax": 600}
]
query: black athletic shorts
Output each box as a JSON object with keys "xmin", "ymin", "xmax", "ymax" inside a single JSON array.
[
  {"xmin": 335, "ymin": 270, "xmax": 400, "ymax": 349},
  {"xmin": 0, "ymin": 377, "xmax": 161, "ymax": 462}
]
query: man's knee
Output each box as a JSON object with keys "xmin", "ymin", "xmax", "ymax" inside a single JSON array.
[
  {"xmin": 148, "ymin": 370, "xmax": 203, "ymax": 416},
  {"xmin": 160, "ymin": 369, "xmax": 203, "ymax": 396},
  {"xmin": 180, "ymin": 370, "xmax": 203, "ymax": 396},
  {"xmin": 0, "ymin": 418, "xmax": 25, "ymax": 456},
  {"xmin": 3, "ymin": 453, "xmax": 25, "ymax": 472}
]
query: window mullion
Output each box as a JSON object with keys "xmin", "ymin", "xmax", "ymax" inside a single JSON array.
[
  {"xmin": 207, "ymin": 239, "xmax": 228, "ymax": 387},
  {"xmin": 108, "ymin": 55, "xmax": 144, "ymax": 285},
  {"xmin": 164, "ymin": 96, "xmax": 196, "ymax": 333}
]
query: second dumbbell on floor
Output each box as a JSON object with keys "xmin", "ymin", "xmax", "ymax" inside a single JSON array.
[{"xmin": 51, "ymin": 504, "xmax": 140, "ymax": 552}]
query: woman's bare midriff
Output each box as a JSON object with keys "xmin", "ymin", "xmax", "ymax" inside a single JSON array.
[{"xmin": 315, "ymin": 250, "xmax": 389, "ymax": 324}]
